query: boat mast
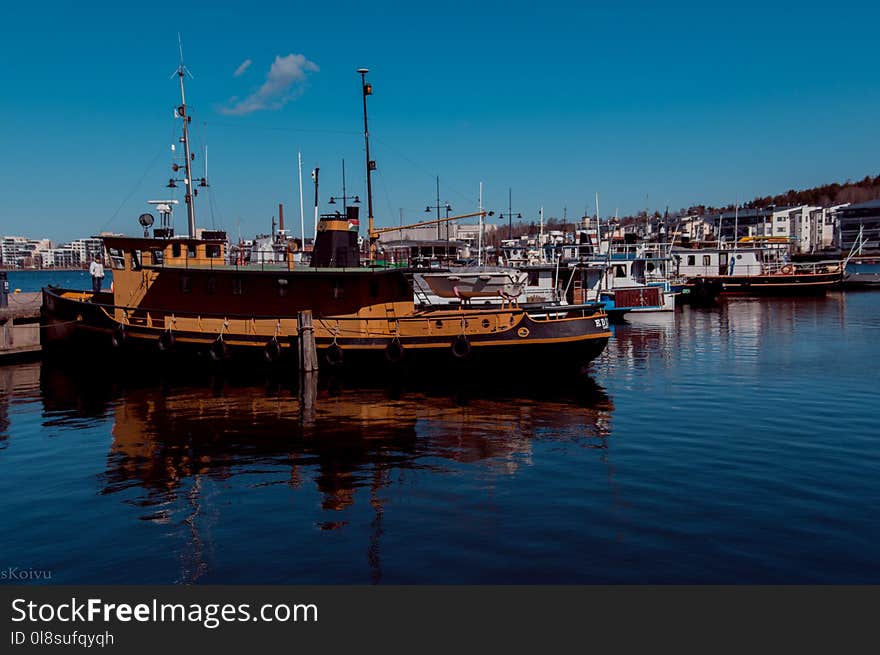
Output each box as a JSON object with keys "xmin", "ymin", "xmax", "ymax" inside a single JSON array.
[
  {"xmin": 478, "ymin": 182, "xmax": 484, "ymax": 267},
  {"xmin": 176, "ymin": 37, "xmax": 197, "ymax": 238},
  {"xmin": 358, "ymin": 68, "xmax": 376, "ymax": 261},
  {"xmin": 298, "ymin": 151, "xmax": 305, "ymax": 242},
  {"xmin": 539, "ymin": 205, "xmax": 544, "ymax": 256}
]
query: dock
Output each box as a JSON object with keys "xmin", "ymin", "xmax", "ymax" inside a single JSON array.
[{"xmin": 0, "ymin": 292, "xmax": 42, "ymax": 363}]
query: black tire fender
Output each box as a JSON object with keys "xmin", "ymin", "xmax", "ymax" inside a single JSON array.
[
  {"xmin": 384, "ymin": 340, "xmax": 404, "ymax": 363},
  {"xmin": 158, "ymin": 330, "xmax": 175, "ymax": 352},
  {"xmin": 264, "ymin": 337, "xmax": 282, "ymax": 363},
  {"xmin": 451, "ymin": 335, "xmax": 471, "ymax": 359},
  {"xmin": 325, "ymin": 343, "xmax": 344, "ymax": 367}
]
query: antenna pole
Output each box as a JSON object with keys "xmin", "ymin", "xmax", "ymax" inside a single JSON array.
[
  {"xmin": 177, "ymin": 38, "xmax": 197, "ymax": 238},
  {"xmin": 312, "ymin": 166, "xmax": 319, "ymax": 240},
  {"xmin": 358, "ymin": 69, "xmax": 375, "ymax": 261}
]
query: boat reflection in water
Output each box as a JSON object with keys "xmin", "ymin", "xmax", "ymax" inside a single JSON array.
[{"xmin": 37, "ymin": 363, "xmax": 613, "ymax": 583}]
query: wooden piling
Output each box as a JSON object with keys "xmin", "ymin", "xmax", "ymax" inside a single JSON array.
[
  {"xmin": 300, "ymin": 371, "xmax": 318, "ymax": 425},
  {"xmin": 0, "ymin": 292, "xmax": 42, "ymax": 364},
  {"xmin": 297, "ymin": 310, "xmax": 319, "ymax": 373}
]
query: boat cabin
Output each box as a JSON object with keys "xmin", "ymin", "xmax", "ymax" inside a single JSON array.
[{"xmin": 672, "ymin": 246, "xmax": 782, "ymax": 278}]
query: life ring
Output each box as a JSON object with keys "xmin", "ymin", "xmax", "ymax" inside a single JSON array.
[
  {"xmin": 210, "ymin": 337, "xmax": 228, "ymax": 361},
  {"xmin": 325, "ymin": 343, "xmax": 344, "ymax": 367},
  {"xmin": 384, "ymin": 340, "xmax": 404, "ymax": 364},
  {"xmin": 111, "ymin": 326, "xmax": 127, "ymax": 349},
  {"xmin": 264, "ymin": 337, "xmax": 282, "ymax": 363},
  {"xmin": 780, "ymin": 264, "xmax": 794, "ymax": 275},
  {"xmin": 451, "ymin": 335, "xmax": 471, "ymax": 359},
  {"xmin": 158, "ymin": 330, "xmax": 175, "ymax": 352}
]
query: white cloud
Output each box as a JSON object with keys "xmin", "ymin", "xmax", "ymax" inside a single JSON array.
[
  {"xmin": 219, "ymin": 54, "xmax": 319, "ymax": 116},
  {"xmin": 233, "ymin": 59, "xmax": 252, "ymax": 77}
]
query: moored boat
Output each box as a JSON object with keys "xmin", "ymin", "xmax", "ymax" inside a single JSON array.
[
  {"xmin": 843, "ymin": 257, "xmax": 880, "ymax": 288},
  {"xmin": 41, "ymin": 63, "xmax": 612, "ymax": 375},
  {"xmin": 673, "ymin": 245, "xmax": 843, "ymax": 295}
]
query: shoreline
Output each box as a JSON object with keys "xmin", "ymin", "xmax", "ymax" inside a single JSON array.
[{"xmin": 1, "ymin": 268, "xmax": 89, "ymax": 272}]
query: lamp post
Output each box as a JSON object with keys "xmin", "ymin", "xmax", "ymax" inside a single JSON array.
[
  {"xmin": 498, "ymin": 188, "xmax": 522, "ymax": 241},
  {"xmin": 328, "ymin": 159, "xmax": 361, "ymax": 213},
  {"xmin": 424, "ymin": 176, "xmax": 452, "ymax": 240}
]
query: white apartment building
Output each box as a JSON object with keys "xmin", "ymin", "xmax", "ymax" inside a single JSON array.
[
  {"xmin": 42, "ymin": 247, "xmax": 81, "ymax": 268},
  {"xmin": 69, "ymin": 237, "xmax": 104, "ymax": 264},
  {"xmin": 768, "ymin": 205, "xmax": 843, "ymax": 253},
  {"xmin": 1, "ymin": 236, "xmax": 52, "ymax": 268}
]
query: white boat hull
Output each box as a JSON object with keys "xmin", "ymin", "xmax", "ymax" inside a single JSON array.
[{"xmin": 421, "ymin": 269, "xmax": 528, "ymax": 300}]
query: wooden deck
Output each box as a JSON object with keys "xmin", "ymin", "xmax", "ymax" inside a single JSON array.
[{"xmin": 0, "ymin": 292, "xmax": 42, "ymax": 363}]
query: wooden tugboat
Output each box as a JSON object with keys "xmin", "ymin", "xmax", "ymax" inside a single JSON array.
[{"xmin": 42, "ymin": 63, "xmax": 611, "ymax": 374}]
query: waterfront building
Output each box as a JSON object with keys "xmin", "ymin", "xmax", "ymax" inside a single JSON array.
[
  {"xmin": 69, "ymin": 237, "xmax": 104, "ymax": 264},
  {"xmin": 836, "ymin": 199, "xmax": 880, "ymax": 253},
  {"xmin": 1, "ymin": 236, "xmax": 53, "ymax": 268},
  {"xmin": 42, "ymin": 247, "xmax": 81, "ymax": 268}
]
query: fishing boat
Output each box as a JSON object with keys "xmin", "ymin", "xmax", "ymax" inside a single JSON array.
[
  {"xmin": 42, "ymin": 63, "xmax": 612, "ymax": 374},
  {"xmin": 673, "ymin": 243, "xmax": 843, "ymax": 295}
]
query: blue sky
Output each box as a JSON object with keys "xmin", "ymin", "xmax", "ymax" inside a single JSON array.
[{"xmin": 1, "ymin": 1, "xmax": 878, "ymax": 242}]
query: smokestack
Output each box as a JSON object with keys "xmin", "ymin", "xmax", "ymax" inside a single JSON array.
[{"xmin": 279, "ymin": 203, "xmax": 285, "ymax": 233}]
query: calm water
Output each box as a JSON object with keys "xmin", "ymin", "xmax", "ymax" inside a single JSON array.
[
  {"xmin": 5, "ymin": 269, "xmax": 113, "ymax": 293},
  {"xmin": 1, "ymin": 292, "xmax": 878, "ymax": 584}
]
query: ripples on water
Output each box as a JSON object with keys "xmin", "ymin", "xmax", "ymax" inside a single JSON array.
[{"xmin": 1, "ymin": 292, "xmax": 878, "ymax": 583}]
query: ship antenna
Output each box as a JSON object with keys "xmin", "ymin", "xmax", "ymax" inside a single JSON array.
[
  {"xmin": 358, "ymin": 68, "xmax": 376, "ymax": 261},
  {"xmin": 175, "ymin": 34, "xmax": 197, "ymax": 238}
]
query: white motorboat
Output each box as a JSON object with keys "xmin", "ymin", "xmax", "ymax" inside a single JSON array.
[{"xmin": 419, "ymin": 267, "xmax": 528, "ymax": 300}]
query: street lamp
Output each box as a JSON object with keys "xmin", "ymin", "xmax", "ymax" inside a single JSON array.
[
  {"xmin": 327, "ymin": 159, "xmax": 361, "ymax": 212},
  {"xmin": 424, "ymin": 176, "xmax": 452, "ymax": 240},
  {"xmin": 498, "ymin": 188, "xmax": 522, "ymax": 240}
]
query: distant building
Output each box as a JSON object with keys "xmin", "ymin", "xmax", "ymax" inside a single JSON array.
[
  {"xmin": 376, "ymin": 223, "xmax": 495, "ymax": 248},
  {"xmin": 1, "ymin": 236, "xmax": 52, "ymax": 268},
  {"xmin": 69, "ymin": 237, "xmax": 104, "ymax": 264},
  {"xmin": 836, "ymin": 199, "xmax": 880, "ymax": 253},
  {"xmin": 42, "ymin": 247, "xmax": 81, "ymax": 268}
]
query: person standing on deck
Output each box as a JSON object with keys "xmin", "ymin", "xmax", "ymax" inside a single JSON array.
[{"xmin": 89, "ymin": 256, "xmax": 105, "ymax": 293}]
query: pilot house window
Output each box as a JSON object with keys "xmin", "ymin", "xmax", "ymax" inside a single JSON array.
[
  {"xmin": 108, "ymin": 248, "xmax": 125, "ymax": 270},
  {"xmin": 206, "ymin": 244, "xmax": 221, "ymax": 258}
]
